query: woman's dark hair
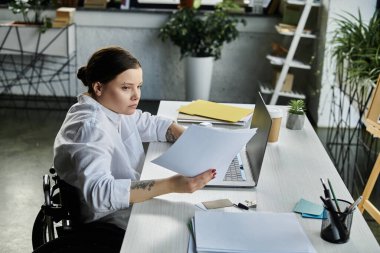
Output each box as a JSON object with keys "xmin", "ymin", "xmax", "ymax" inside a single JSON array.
[{"xmin": 77, "ymin": 46, "xmax": 141, "ymax": 93}]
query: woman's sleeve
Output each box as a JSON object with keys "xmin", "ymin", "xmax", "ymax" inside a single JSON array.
[
  {"xmin": 56, "ymin": 121, "xmax": 131, "ymax": 213},
  {"xmin": 132, "ymin": 110, "xmax": 173, "ymax": 142}
]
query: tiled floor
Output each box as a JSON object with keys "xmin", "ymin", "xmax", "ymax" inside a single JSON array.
[{"xmin": 0, "ymin": 100, "xmax": 378, "ymax": 253}]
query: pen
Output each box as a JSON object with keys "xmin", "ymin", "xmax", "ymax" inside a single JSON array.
[
  {"xmin": 234, "ymin": 203, "xmax": 249, "ymax": 210},
  {"xmin": 327, "ymin": 179, "xmax": 341, "ymax": 212},
  {"xmin": 320, "ymin": 178, "xmax": 331, "ymax": 199},
  {"xmin": 345, "ymin": 196, "xmax": 363, "ymax": 213}
]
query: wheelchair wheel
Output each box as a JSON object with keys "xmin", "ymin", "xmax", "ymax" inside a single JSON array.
[
  {"xmin": 32, "ymin": 209, "xmax": 58, "ymax": 250},
  {"xmin": 32, "ymin": 222, "xmax": 125, "ymax": 253}
]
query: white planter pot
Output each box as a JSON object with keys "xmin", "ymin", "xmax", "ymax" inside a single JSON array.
[
  {"xmin": 0, "ymin": 24, "xmax": 76, "ymax": 57},
  {"xmin": 184, "ymin": 56, "xmax": 214, "ymax": 100}
]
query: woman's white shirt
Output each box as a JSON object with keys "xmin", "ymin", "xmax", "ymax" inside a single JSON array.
[{"xmin": 53, "ymin": 94, "xmax": 172, "ymax": 229}]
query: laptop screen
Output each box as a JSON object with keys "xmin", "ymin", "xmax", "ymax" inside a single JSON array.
[{"xmin": 246, "ymin": 93, "xmax": 272, "ymax": 186}]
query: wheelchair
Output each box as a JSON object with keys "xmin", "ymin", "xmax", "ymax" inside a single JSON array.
[{"xmin": 32, "ymin": 168, "xmax": 125, "ymax": 253}]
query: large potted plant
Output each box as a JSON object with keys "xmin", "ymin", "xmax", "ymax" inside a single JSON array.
[
  {"xmin": 324, "ymin": 10, "xmax": 380, "ymax": 189},
  {"xmin": 332, "ymin": 11, "xmax": 380, "ymax": 87},
  {"xmin": 331, "ymin": 10, "xmax": 380, "ymax": 117},
  {"xmin": 159, "ymin": 0, "xmax": 245, "ymax": 100}
]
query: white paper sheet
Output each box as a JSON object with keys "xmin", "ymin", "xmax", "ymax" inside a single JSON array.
[
  {"xmin": 151, "ymin": 125, "xmax": 256, "ymax": 181},
  {"xmin": 194, "ymin": 211, "xmax": 316, "ymax": 253}
]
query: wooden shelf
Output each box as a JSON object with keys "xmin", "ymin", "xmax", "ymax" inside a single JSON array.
[
  {"xmin": 268, "ymin": 0, "xmax": 319, "ymax": 104},
  {"xmin": 259, "ymin": 82, "xmax": 306, "ymax": 99},
  {"xmin": 286, "ymin": 0, "xmax": 321, "ymax": 7},
  {"xmin": 275, "ymin": 25, "xmax": 317, "ymax": 39},
  {"xmin": 266, "ymin": 55, "xmax": 311, "ymax": 70}
]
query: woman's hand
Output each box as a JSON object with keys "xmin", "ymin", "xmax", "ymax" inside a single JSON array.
[
  {"xmin": 130, "ymin": 169, "xmax": 216, "ymax": 203},
  {"xmin": 169, "ymin": 169, "xmax": 216, "ymax": 193}
]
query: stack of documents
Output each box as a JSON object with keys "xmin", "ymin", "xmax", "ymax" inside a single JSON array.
[
  {"xmin": 177, "ymin": 100, "xmax": 253, "ymax": 125},
  {"xmin": 190, "ymin": 211, "xmax": 316, "ymax": 253},
  {"xmin": 177, "ymin": 113, "xmax": 252, "ymax": 126},
  {"xmin": 152, "ymin": 125, "xmax": 256, "ymax": 182}
]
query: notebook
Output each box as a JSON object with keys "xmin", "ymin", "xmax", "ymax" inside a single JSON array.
[{"xmin": 206, "ymin": 92, "xmax": 272, "ymax": 188}]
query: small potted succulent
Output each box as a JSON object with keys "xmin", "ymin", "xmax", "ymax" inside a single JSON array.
[{"xmin": 286, "ymin": 99, "xmax": 305, "ymax": 130}]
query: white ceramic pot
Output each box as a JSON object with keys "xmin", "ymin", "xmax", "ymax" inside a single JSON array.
[
  {"xmin": 184, "ymin": 56, "xmax": 214, "ymax": 100},
  {"xmin": 286, "ymin": 113, "xmax": 305, "ymax": 130}
]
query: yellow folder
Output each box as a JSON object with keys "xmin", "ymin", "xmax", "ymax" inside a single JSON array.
[{"xmin": 178, "ymin": 100, "xmax": 253, "ymax": 123}]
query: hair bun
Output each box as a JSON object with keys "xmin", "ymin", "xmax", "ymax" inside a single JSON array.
[{"xmin": 77, "ymin": 66, "xmax": 88, "ymax": 86}]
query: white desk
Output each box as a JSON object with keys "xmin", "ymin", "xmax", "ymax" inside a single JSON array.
[{"xmin": 121, "ymin": 101, "xmax": 379, "ymax": 253}]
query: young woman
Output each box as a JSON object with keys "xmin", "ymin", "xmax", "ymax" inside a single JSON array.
[{"xmin": 53, "ymin": 46, "xmax": 216, "ymax": 234}]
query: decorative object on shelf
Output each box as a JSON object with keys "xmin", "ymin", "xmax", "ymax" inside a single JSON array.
[
  {"xmin": 52, "ymin": 7, "xmax": 76, "ymax": 28},
  {"xmin": 59, "ymin": 0, "xmax": 78, "ymax": 7},
  {"xmin": 84, "ymin": 0, "xmax": 108, "ymax": 9},
  {"xmin": 272, "ymin": 69, "xmax": 293, "ymax": 92},
  {"xmin": 271, "ymin": 42, "xmax": 288, "ymax": 57},
  {"xmin": 159, "ymin": 0, "xmax": 245, "ymax": 100},
  {"xmin": 8, "ymin": 0, "xmax": 53, "ymax": 32},
  {"xmin": 286, "ymin": 99, "xmax": 305, "ymax": 130}
]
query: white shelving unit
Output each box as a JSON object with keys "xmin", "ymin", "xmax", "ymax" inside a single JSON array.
[
  {"xmin": 259, "ymin": 81, "xmax": 306, "ymax": 99},
  {"xmin": 263, "ymin": 0, "xmax": 320, "ymax": 105}
]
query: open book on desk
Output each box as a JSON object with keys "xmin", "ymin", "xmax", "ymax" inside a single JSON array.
[
  {"xmin": 190, "ymin": 211, "xmax": 316, "ymax": 253},
  {"xmin": 151, "ymin": 125, "xmax": 256, "ymax": 182}
]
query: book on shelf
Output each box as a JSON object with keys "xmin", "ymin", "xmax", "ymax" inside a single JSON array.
[
  {"xmin": 84, "ymin": 0, "xmax": 107, "ymax": 8},
  {"xmin": 276, "ymin": 23, "xmax": 313, "ymax": 35}
]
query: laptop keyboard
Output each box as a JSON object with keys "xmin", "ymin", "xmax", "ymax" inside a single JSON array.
[{"xmin": 224, "ymin": 154, "xmax": 247, "ymax": 181}]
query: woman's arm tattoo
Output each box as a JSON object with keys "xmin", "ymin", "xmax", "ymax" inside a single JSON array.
[
  {"xmin": 131, "ymin": 180, "xmax": 155, "ymax": 191},
  {"xmin": 166, "ymin": 127, "xmax": 176, "ymax": 143}
]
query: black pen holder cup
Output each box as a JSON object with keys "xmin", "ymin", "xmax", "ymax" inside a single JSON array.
[{"xmin": 321, "ymin": 199, "xmax": 353, "ymax": 244}]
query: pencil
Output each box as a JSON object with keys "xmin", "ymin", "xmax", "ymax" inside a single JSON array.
[{"xmin": 327, "ymin": 179, "xmax": 341, "ymax": 213}]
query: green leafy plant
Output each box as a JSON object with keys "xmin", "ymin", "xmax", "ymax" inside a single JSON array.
[
  {"xmin": 288, "ymin": 99, "xmax": 305, "ymax": 115},
  {"xmin": 8, "ymin": 0, "xmax": 53, "ymax": 31},
  {"xmin": 331, "ymin": 11, "xmax": 380, "ymax": 84},
  {"xmin": 159, "ymin": 0, "xmax": 246, "ymax": 60}
]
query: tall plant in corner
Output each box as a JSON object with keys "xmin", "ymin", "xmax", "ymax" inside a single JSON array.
[
  {"xmin": 331, "ymin": 10, "xmax": 380, "ymax": 118},
  {"xmin": 159, "ymin": 0, "xmax": 245, "ymax": 100}
]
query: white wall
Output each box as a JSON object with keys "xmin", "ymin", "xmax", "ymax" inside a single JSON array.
[
  {"xmin": 2, "ymin": 3, "xmax": 377, "ymax": 121},
  {"xmin": 0, "ymin": 9, "xmax": 281, "ymax": 103},
  {"xmin": 316, "ymin": 0, "xmax": 377, "ymax": 127}
]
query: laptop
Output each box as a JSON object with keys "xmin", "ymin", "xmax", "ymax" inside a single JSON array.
[{"xmin": 206, "ymin": 92, "xmax": 272, "ymax": 188}]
